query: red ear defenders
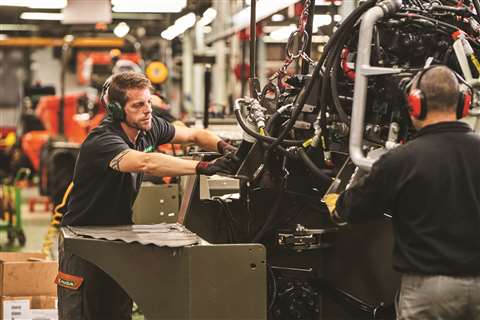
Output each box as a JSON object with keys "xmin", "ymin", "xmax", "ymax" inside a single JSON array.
[{"xmin": 406, "ymin": 66, "xmax": 473, "ymax": 120}]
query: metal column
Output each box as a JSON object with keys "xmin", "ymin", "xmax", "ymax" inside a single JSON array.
[{"xmin": 182, "ymin": 29, "xmax": 194, "ymax": 116}]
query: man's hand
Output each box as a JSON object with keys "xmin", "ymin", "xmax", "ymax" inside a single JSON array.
[
  {"xmin": 217, "ymin": 140, "xmax": 237, "ymax": 155},
  {"xmin": 322, "ymin": 193, "xmax": 347, "ymax": 226},
  {"xmin": 196, "ymin": 153, "xmax": 240, "ymax": 176}
]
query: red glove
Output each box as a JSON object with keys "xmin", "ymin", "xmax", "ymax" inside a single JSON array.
[{"xmin": 196, "ymin": 153, "xmax": 240, "ymax": 176}]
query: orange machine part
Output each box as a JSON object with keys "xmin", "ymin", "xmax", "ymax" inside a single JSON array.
[
  {"xmin": 21, "ymin": 130, "xmax": 49, "ymax": 171},
  {"xmin": 35, "ymin": 94, "xmax": 105, "ymax": 144}
]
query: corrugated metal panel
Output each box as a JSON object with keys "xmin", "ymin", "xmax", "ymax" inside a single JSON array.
[{"xmin": 67, "ymin": 223, "xmax": 200, "ymax": 247}]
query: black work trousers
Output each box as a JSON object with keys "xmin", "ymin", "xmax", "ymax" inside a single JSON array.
[{"xmin": 57, "ymin": 235, "xmax": 132, "ymax": 320}]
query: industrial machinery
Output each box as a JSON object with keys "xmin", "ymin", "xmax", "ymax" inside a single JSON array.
[
  {"xmin": 60, "ymin": 1, "xmax": 480, "ymax": 319},
  {"xmin": 181, "ymin": 0, "xmax": 480, "ymax": 319}
]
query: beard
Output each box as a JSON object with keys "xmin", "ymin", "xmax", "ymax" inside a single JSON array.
[{"xmin": 125, "ymin": 117, "xmax": 152, "ymax": 131}]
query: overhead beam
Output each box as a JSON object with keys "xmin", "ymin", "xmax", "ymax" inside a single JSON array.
[{"xmin": 0, "ymin": 37, "xmax": 125, "ymax": 47}]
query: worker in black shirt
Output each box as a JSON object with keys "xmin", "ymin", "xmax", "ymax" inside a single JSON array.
[
  {"xmin": 57, "ymin": 71, "xmax": 238, "ymax": 320},
  {"xmin": 324, "ymin": 65, "xmax": 480, "ymax": 319}
]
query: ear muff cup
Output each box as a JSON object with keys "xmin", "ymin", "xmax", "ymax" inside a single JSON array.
[
  {"xmin": 106, "ymin": 102, "xmax": 125, "ymax": 121},
  {"xmin": 406, "ymin": 65, "xmax": 472, "ymax": 120},
  {"xmin": 457, "ymin": 91, "xmax": 472, "ymax": 119},
  {"xmin": 407, "ymin": 89, "xmax": 428, "ymax": 120}
]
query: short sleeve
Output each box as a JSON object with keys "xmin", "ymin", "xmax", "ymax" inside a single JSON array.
[
  {"xmin": 150, "ymin": 115, "xmax": 176, "ymax": 147},
  {"xmin": 81, "ymin": 130, "xmax": 130, "ymax": 170}
]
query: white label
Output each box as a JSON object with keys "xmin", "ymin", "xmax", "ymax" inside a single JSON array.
[{"xmin": 3, "ymin": 299, "xmax": 30, "ymax": 319}]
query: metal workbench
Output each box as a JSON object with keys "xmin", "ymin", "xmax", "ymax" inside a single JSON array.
[{"xmin": 61, "ymin": 223, "xmax": 266, "ymax": 320}]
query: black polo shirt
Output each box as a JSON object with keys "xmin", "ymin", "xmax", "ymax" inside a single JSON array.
[
  {"xmin": 61, "ymin": 115, "xmax": 175, "ymax": 226},
  {"xmin": 337, "ymin": 121, "xmax": 480, "ymax": 276}
]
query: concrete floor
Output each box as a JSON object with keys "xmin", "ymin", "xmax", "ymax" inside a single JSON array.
[{"xmin": 8, "ymin": 187, "xmax": 52, "ymax": 254}]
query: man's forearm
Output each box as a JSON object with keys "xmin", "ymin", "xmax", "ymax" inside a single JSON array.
[
  {"xmin": 144, "ymin": 152, "xmax": 198, "ymax": 176},
  {"xmin": 193, "ymin": 129, "xmax": 222, "ymax": 152}
]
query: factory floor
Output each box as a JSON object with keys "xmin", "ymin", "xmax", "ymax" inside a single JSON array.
[{"xmin": 10, "ymin": 187, "xmax": 144, "ymax": 320}]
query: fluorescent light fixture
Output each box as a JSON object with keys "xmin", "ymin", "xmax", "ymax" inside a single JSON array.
[
  {"xmin": 20, "ymin": 12, "xmax": 64, "ymax": 20},
  {"xmin": 0, "ymin": 24, "xmax": 38, "ymax": 31},
  {"xmin": 161, "ymin": 12, "xmax": 196, "ymax": 40},
  {"xmin": 175, "ymin": 12, "xmax": 196, "ymax": 29},
  {"xmin": 315, "ymin": 0, "xmax": 342, "ymax": 5},
  {"xmin": 28, "ymin": 0, "xmax": 66, "ymax": 9},
  {"xmin": 113, "ymin": 21, "xmax": 130, "ymax": 38},
  {"xmin": 233, "ymin": 0, "xmax": 300, "ymax": 29},
  {"xmin": 0, "ymin": 0, "xmax": 66, "ymax": 8},
  {"xmin": 271, "ymin": 14, "xmax": 285, "ymax": 22},
  {"xmin": 269, "ymin": 24, "xmax": 296, "ymax": 41},
  {"xmin": 64, "ymin": 34, "xmax": 74, "ymax": 42},
  {"xmin": 198, "ymin": 8, "xmax": 217, "ymax": 26},
  {"xmin": 112, "ymin": 0, "xmax": 186, "ymax": 13},
  {"xmin": 313, "ymin": 14, "xmax": 332, "ymax": 27}
]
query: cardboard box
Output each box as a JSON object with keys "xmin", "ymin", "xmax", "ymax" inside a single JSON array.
[
  {"xmin": 0, "ymin": 253, "xmax": 57, "ymax": 296},
  {"xmin": 22, "ymin": 308, "xmax": 58, "ymax": 320},
  {"xmin": 31, "ymin": 296, "xmax": 57, "ymax": 310},
  {"xmin": 1, "ymin": 296, "xmax": 58, "ymax": 320}
]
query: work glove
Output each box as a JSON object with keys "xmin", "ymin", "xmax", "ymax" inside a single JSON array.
[
  {"xmin": 322, "ymin": 193, "xmax": 347, "ymax": 226},
  {"xmin": 196, "ymin": 153, "xmax": 240, "ymax": 176},
  {"xmin": 217, "ymin": 140, "xmax": 238, "ymax": 155}
]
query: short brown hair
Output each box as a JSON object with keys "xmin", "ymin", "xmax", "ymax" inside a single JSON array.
[
  {"xmin": 107, "ymin": 72, "xmax": 151, "ymax": 106},
  {"xmin": 416, "ymin": 66, "xmax": 459, "ymax": 112}
]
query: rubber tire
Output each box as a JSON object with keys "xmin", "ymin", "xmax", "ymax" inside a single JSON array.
[
  {"xmin": 17, "ymin": 229, "xmax": 26, "ymax": 247},
  {"xmin": 7, "ymin": 227, "xmax": 15, "ymax": 246}
]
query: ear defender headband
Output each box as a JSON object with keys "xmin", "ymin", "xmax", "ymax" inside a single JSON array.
[
  {"xmin": 100, "ymin": 76, "xmax": 125, "ymax": 122},
  {"xmin": 406, "ymin": 66, "xmax": 473, "ymax": 120}
]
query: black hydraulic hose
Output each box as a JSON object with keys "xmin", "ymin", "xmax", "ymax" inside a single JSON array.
[
  {"xmin": 396, "ymin": 12, "xmax": 480, "ymax": 48},
  {"xmin": 234, "ymin": 108, "xmax": 303, "ymax": 146},
  {"xmin": 297, "ymin": 148, "xmax": 332, "ymax": 184},
  {"xmin": 331, "ymin": 49, "xmax": 350, "ymax": 124},
  {"xmin": 250, "ymin": 0, "xmax": 376, "ymax": 160},
  {"xmin": 266, "ymin": 111, "xmax": 280, "ymax": 133},
  {"xmin": 318, "ymin": 22, "xmax": 356, "ymax": 143},
  {"xmin": 301, "ymin": 0, "xmax": 316, "ymax": 75},
  {"xmin": 319, "ymin": 0, "xmax": 377, "ymax": 132},
  {"xmin": 473, "ymin": 0, "xmax": 480, "ymax": 24}
]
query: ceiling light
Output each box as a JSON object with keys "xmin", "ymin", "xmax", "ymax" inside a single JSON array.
[
  {"xmin": 113, "ymin": 22, "xmax": 130, "ymax": 38},
  {"xmin": 20, "ymin": 12, "xmax": 64, "ymax": 20},
  {"xmin": 269, "ymin": 24, "xmax": 296, "ymax": 41},
  {"xmin": 313, "ymin": 14, "xmax": 332, "ymax": 27},
  {"xmin": 315, "ymin": 0, "xmax": 342, "ymax": 5},
  {"xmin": 112, "ymin": 0, "xmax": 186, "ymax": 13},
  {"xmin": 64, "ymin": 34, "xmax": 74, "ymax": 42},
  {"xmin": 233, "ymin": 0, "xmax": 300, "ymax": 29},
  {"xmin": 161, "ymin": 12, "xmax": 196, "ymax": 40},
  {"xmin": 271, "ymin": 14, "xmax": 285, "ymax": 22},
  {"xmin": 198, "ymin": 8, "xmax": 217, "ymax": 26},
  {"xmin": 0, "ymin": 0, "xmax": 66, "ymax": 8},
  {"xmin": 0, "ymin": 24, "xmax": 38, "ymax": 31}
]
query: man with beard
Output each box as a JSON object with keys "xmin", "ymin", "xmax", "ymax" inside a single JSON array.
[{"xmin": 57, "ymin": 71, "xmax": 238, "ymax": 320}]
